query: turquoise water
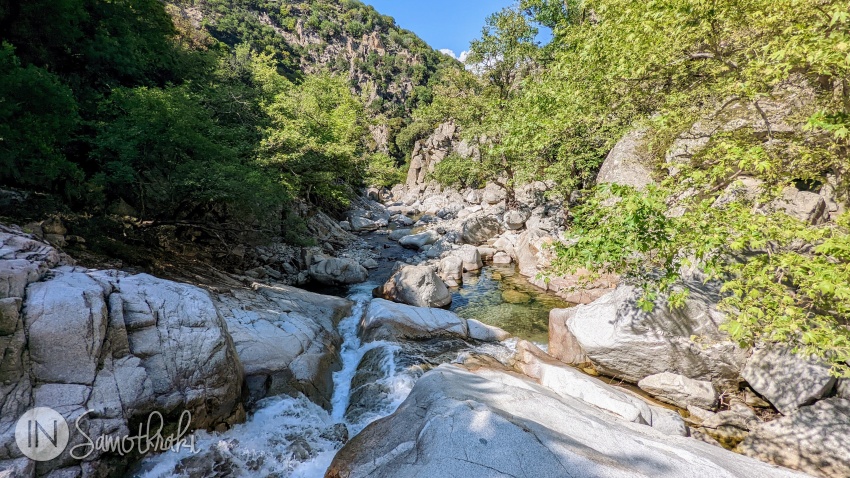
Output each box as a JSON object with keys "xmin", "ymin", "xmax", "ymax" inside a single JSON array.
[{"xmin": 449, "ymin": 264, "xmax": 575, "ymax": 344}]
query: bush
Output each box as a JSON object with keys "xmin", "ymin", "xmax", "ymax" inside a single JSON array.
[
  {"xmin": 364, "ymin": 152, "xmax": 406, "ymax": 187},
  {"xmin": 395, "ymin": 120, "xmax": 433, "ymax": 157},
  {"xmin": 0, "ymin": 44, "xmax": 82, "ymax": 193},
  {"xmin": 431, "ymin": 154, "xmax": 483, "ymax": 188}
]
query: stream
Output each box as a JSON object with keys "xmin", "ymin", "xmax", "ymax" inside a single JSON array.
[{"xmin": 136, "ymin": 231, "xmax": 573, "ymax": 477}]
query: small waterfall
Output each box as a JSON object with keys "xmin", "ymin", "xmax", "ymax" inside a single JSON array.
[{"xmin": 135, "ymin": 283, "xmax": 416, "ymax": 478}]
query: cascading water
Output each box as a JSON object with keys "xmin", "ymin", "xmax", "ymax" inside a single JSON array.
[
  {"xmin": 135, "ymin": 282, "xmax": 416, "ymax": 478},
  {"xmin": 134, "ymin": 261, "xmax": 552, "ymax": 477}
]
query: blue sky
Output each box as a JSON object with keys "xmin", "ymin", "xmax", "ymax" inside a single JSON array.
[{"xmin": 361, "ymin": 0, "xmax": 518, "ymax": 61}]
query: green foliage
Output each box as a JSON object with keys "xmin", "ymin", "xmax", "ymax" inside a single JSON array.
[
  {"xmin": 394, "ymin": 120, "xmax": 433, "ymax": 158},
  {"xmin": 0, "ymin": 44, "xmax": 82, "ymax": 192},
  {"xmin": 431, "ymin": 154, "xmax": 485, "ymax": 189},
  {"xmin": 364, "ymin": 152, "xmax": 406, "ymax": 188},
  {"xmin": 0, "ymin": 0, "xmax": 406, "ymax": 239},
  {"xmin": 418, "ymin": 0, "xmax": 850, "ymax": 373},
  {"xmin": 91, "ymin": 82, "xmax": 286, "ymax": 221},
  {"xmin": 259, "ymin": 71, "xmax": 366, "ymax": 211},
  {"xmin": 555, "ymin": 182, "xmax": 850, "ymax": 376}
]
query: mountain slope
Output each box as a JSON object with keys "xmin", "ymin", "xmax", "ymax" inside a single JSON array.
[{"xmin": 168, "ymin": 0, "xmax": 460, "ymax": 155}]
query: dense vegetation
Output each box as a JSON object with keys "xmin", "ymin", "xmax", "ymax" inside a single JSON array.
[
  {"xmin": 2, "ymin": 0, "xmax": 848, "ymax": 374},
  {"xmin": 420, "ymin": 0, "xmax": 849, "ymax": 374},
  {"xmin": 176, "ymin": 0, "xmax": 459, "ymax": 160},
  {"xmin": 0, "ymin": 0, "xmax": 452, "ymax": 239}
]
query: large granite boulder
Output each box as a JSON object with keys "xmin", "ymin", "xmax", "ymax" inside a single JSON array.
[
  {"xmin": 515, "ymin": 341, "xmax": 687, "ymax": 436},
  {"xmin": 398, "ymin": 230, "xmax": 439, "ymax": 250},
  {"xmin": 667, "ymin": 80, "xmax": 816, "ymax": 171},
  {"xmin": 438, "ymin": 256, "xmax": 463, "ymax": 286},
  {"xmin": 349, "ymin": 215, "xmax": 381, "ymax": 232},
  {"xmin": 596, "ymin": 128, "xmax": 656, "ymax": 190},
  {"xmin": 308, "ymin": 258, "xmax": 368, "ymax": 285},
  {"xmin": 360, "ymin": 299, "xmax": 507, "ymax": 343},
  {"xmin": 327, "ymin": 364, "xmax": 806, "ymax": 478},
  {"xmin": 516, "ymin": 228, "xmax": 617, "ymax": 304},
  {"xmin": 741, "ymin": 347, "xmax": 836, "ymax": 415},
  {"xmin": 638, "ymin": 372, "xmax": 719, "ymax": 410},
  {"xmin": 559, "ymin": 283, "xmax": 747, "ymax": 389},
  {"xmin": 503, "ymin": 209, "xmax": 530, "ymax": 230},
  {"xmin": 739, "ymin": 398, "xmax": 850, "ymax": 478},
  {"xmin": 373, "ymin": 265, "xmax": 452, "ymax": 308},
  {"xmin": 214, "ymin": 283, "xmax": 352, "ymax": 408},
  {"xmin": 455, "ymin": 244, "xmax": 482, "ymax": 272},
  {"xmin": 0, "ymin": 260, "xmax": 245, "ymax": 477},
  {"xmin": 715, "ymin": 178, "xmax": 830, "ymax": 225},
  {"xmin": 547, "ymin": 307, "xmax": 588, "ymax": 365},
  {"xmin": 460, "ymin": 215, "xmax": 501, "ymax": 245}
]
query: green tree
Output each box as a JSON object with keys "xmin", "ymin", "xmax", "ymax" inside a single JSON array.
[
  {"xmin": 0, "ymin": 44, "xmax": 81, "ymax": 193},
  {"xmin": 259, "ymin": 71, "xmax": 366, "ymax": 211}
]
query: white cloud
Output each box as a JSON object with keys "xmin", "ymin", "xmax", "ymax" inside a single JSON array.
[{"xmin": 439, "ymin": 49, "xmax": 470, "ymax": 64}]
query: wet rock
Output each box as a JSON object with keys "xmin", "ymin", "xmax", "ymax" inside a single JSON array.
[
  {"xmin": 345, "ymin": 347, "xmax": 396, "ymax": 423},
  {"xmin": 361, "ymin": 299, "xmax": 467, "ymax": 342},
  {"xmin": 327, "ymin": 364, "xmax": 802, "ymax": 478},
  {"xmin": 739, "ymin": 398, "xmax": 850, "ymax": 478},
  {"xmin": 374, "ymin": 265, "xmax": 452, "ymax": 308},
  {"xmin": 388, "ymin": 228, "xmax": 412, "ymax": 241},
  {"xmin": 320, "ymin": 423, "xmax": 349, "ymax": 445},
  {"xmin": 216, "ymin": 284, "xmax": 352, "ymax": 408},
  {"xmin": 308, "ymin": 258, "xmax": 368, "ymax": 285},
  {"xmin": 638, "ymin": 372, "xmax": 719, "ymax": 410},
  {"xmin": 466, "ymin": 319, "xmax": 510, "ymax": 342},
  {"xmin": 741, "ymin": 346, "xmax": 835, "ymax": 415}
]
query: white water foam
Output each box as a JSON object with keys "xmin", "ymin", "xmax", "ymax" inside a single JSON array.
[{"xmin": 135, "ymin": 282, "xmax": 415, "ymax": 478}]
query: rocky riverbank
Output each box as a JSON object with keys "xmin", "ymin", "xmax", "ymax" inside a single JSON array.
[
  {"xmin": 0, "ymin": 210, "xmax": 850, "ymax": 477},
  {"xmin": 2, "ymin": 160, "xmax": 848, "ymax": 477}
]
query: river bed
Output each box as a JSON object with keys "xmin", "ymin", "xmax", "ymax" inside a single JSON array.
[{"xmin": 135, "ymin": 233, "xmax": 576, "ymax": 477}]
